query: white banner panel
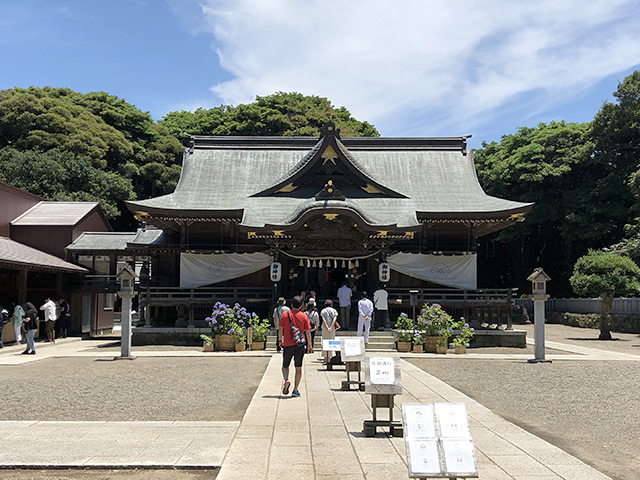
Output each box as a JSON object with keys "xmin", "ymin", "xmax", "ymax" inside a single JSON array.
[
  {"xmin": 387, "ymin": 253, "xmax": 477, "ymax": 290},
  {"xmin": 180, "ymin": 252, "xmax": 273, "ymax": 288}
]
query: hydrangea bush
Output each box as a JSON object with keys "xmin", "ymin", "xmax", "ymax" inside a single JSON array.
[
  {"xmin": 417, "ymin": 303, "xmax": 455, "ymax": 336},
  {"xmin": 205, "ymin": 302, "xmax": 259, "ymax": 344},
  {"xmin": 451, "ymin": 318, "xmax": 475, "ymax": 347},
  {"xmin": 393, "ymin": 312, "xmax": 414, "ymax": 342}
]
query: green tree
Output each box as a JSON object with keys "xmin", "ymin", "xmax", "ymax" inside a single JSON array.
[
  {"xmin": 474, "ymin": 121, "xmax": 595, "ymax": 295},
  {"xmin": 569, "ymin": 250, "xmax": 640, "ymax": 340},
  {"xmin": 0, "ymin": 148, "xmax": 135, "ymax": 219},
  {"xmin": 0, "ymin": 87, "xmax": 183, "ymax": 220},
  {"xmin": 160, "ymin": 92, "xmax": 379, "ymax": 140}
]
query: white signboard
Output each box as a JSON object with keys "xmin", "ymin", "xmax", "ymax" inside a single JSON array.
[
  {"xmin": 407, "ymin": 439, "xmax": 441, "ymax": 476},
  {"xmin": 369, "ymin": 357, "xmax": 395, "ymax": 385},
  {"xmin": 341, "ymin": 337, "xmax": 365, "ymax": 359},
  {"xmin": 435, "ymin": 403, "xmax": 471, "ymax": 438},
  {"xmin": 322, "ymin": 339, "xmax": 342, "ymax": 351},
  {"xmin": 442, "ymin": 439, "xmax": 477, "ymax": 475},
  {"xmin": 403, "ymin": 403, "xmax": 436, "ymax": 438}
]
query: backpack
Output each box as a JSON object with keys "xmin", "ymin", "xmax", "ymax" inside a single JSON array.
[{"xmin": 287, "ymin": 312, "xmax": 306, "ymax": 347}]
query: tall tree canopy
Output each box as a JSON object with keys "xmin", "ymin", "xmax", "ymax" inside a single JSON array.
[
  {"xmin": 474, "ymin": 121, "xmax": 595, "ymax": 295},
  {"xmin": 160, "ymin": 92, "xmax": 379, "ymax": 139},
  {"xmin": 0, "ymin": 87, "xmax": 184, "ymax": 224}
]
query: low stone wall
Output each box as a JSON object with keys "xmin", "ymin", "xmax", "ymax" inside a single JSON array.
[{"xmin": 547, "ymin": 312, "xmax": 640, "ymax": 334}]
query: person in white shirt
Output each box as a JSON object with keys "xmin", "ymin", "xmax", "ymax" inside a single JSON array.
[
  {"xmin": 40, "ymin": 297, "xmax": 57, "ymax": 344},
  {"xmin": 357, "ymin": 291, "xmax": 374, "ymax": 343},
  {"xmin": 337, "ymin": 282, "xmax": 352, "ymax": 330},
  {"xmin": 373, "ymin": 285, "xmax": 389, "ymax": 331}
]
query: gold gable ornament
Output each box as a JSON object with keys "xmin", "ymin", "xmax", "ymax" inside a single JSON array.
[{"xmin": 321, "ymin": 145, "xmax": 339, "ymax": 165}]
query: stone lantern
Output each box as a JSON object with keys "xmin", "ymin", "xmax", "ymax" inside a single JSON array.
[
  {"xmin": 116, "ymin": 264, "xmax": 138, "ymax": 360},
  {"xmin": 526, "ymin": 267, "xmax": 551, "ymax": 363}
]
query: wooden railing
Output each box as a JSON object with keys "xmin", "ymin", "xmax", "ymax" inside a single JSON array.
[{"xmin": 142, "ymin": 286, "xmax": 274, "ymax": 305}]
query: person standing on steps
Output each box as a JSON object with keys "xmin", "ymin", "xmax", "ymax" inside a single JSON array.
[
  {"xmin": 337, "ymin": 282, "xmax": 352, "ymax": 330},
  {"xmin": 279, "ymin": 295, "xmax": 312, "ymax": 398},
  {"xmin": 373, "ymin": 285, "xmax": 389, "ymax": 331},
  {"xmin": 357, "ymin": 291, "xmax": 374, "ymax": 344}
]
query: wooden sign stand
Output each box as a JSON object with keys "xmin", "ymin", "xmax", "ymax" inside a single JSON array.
[{"xmin": 363, "ymin": 357, "xmax": 403, "ymax": 437}]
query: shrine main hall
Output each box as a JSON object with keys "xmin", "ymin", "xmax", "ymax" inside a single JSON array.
[{"xmin": 68, "ymin": 122, "xmax": 532, "ymax": 335}]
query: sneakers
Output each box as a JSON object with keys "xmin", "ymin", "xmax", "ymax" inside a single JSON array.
[
  {"xmin": 29, "ymin": 351, "xmax": 35, "ymax": 355},
  {"xmin": 291, "ymin": 390, "xmax": 301, "ymax": 397},
  {"xmin": 282, "ymin": 380, "xmax": 291, "ymax": 395},
  {"xmin": 21, "ymin": 350, "xmax": 30, "ymax": 355}
]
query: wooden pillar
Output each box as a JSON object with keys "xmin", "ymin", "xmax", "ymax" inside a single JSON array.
[{"xmin": 18, "ymin": 269, "xmax": 28, "ymax": 305}]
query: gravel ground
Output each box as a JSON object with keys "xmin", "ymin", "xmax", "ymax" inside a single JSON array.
[
  {"xmin": 407, "ymin": 355, "xmax": 640, "ymax": 480},
  {"xmin": 0, "ymin": 357, "xmax": 268, "ymax": 421},
  {"xmin": 0, "ymin": 469, "xmax": 217, "ymax": 480},
  {"xmin": 519, "ymin": 323, "xmax": 640, "ymax": 355}
]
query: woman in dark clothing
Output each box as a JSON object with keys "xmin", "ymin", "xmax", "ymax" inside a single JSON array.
[{"xmin": 22, "ymin": 302, "xmax": 38, "ymax": 355}]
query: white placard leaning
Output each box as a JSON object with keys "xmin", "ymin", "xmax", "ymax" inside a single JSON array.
[{"xmin": 402, "ymin": 403, "xmax": 478, "ymax": 478}]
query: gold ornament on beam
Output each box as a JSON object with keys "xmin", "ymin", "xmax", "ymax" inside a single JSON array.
[
  {"xmin": 362, "ymin": 183, "xmax": 384, "ymax": 194},
  {"xmin": 276, "ymin": 182, "xmax": 298, "ymax": 193}
]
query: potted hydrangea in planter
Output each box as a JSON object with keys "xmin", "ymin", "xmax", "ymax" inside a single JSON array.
[
  {"xmin": 451, "ymin": 319, "xmax": 474, "ymax": 354},
  {"xmin": 412, "ymin": 332, "xmax": 424, "ymax": 353},
  {"xmin": 204, "ymin": 302, "xmax": 257, "ymax": 351},
  {"xmin": 436, "ymin": 336, "xmax": 448, "ymax": 354},
  {"xmin": 418, "ymin": 303, "xmax": 455, "ymax": 353},
  {"xmin": 394, "ymin": 313, "xmax": 413, "ymax": 352},
  {"xmin": 248, "ymin": 318, "xmax": 270, "ymax": 350},
  {"xmin": 200, "ymin": 334, "xmax": 214, "ymax": 352}
]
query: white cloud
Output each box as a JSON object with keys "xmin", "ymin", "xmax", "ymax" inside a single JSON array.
[{"xmin": 188, "ymin": 0, "xmax": 640, "ymax": 136}]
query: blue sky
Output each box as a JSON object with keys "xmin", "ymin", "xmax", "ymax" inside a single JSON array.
[{"xmin": 2, "ymin": 0, "xmax": 640, "ymax": 149}]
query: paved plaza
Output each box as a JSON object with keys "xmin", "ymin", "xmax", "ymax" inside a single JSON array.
[{"xmin": 0, "ymin": 325, "xmax": 638, "ymax": 479}]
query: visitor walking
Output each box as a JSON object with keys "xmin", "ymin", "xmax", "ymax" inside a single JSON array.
[
  {"xmin": 22, "ymin": 302, "xmax": 38, "ymax": 355},
  {"xmin": 40, "ymin": 297, "xmax": 57, "ymax": 344},
  {"xmin": 357, "ymin": 291, "xmax": 374, "ymax": 344},
  {"xmin": 373, "ymin": 285, "xmax": 390, "ymax": 331},
  {"xmin": 320, "ymin": 298, "xmax": 339, "ymax": 364},
  {"xmin": 337, "ymin": 282, "xmax": 352, "ymax": 330},
  {"xmin": 272, "ymin": 297, "xmax": 289, "ymax": 353},
  {"xmin": 306, "ymin": 297, "xmax": 319, "ymax": 346},
  {"xmin": 278, "ymin": 295, "xmax": 312, "ymax": 398},
  {"xmin": 11, "ymin": 302, "xmax": 25, "ymax": 345}
]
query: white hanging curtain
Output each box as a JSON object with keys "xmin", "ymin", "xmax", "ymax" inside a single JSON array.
[
  {"xmin": 386, "ymin": 253, "xmax": 477, "ymax": 290},
  {"xmin": 180, "ymin": 252, "xmax": 273, "ymax": 288}
]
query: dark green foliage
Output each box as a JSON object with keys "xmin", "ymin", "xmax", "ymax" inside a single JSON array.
[
  {"xmin": 474, "ymin": 121, "xmax": 595, "ymax": 294},
  {"xmin": 0, "ymin": 87, "xmax": 183, "ymax": 219},
  {"xmin": 570, "ymin": 250, "xmax": 640, "ymax": 298},
  {"xmin": 160, "ymin": 92, "xmax": 379, "ymax": 140}
]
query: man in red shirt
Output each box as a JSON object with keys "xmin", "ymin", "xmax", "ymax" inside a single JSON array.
[{"xmin": 278, "ymin": 295, "xmax": 313, "ymax": 397}]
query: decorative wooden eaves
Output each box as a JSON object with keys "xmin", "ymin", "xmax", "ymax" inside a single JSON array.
[{"xmin": 250, "ymin": 122, "xmax": 407, "ymax": 199}]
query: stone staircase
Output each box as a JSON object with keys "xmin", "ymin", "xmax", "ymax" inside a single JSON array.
[{"xmin": 266, "ymin": 329, "xmax": 397, "ymax": 352}]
